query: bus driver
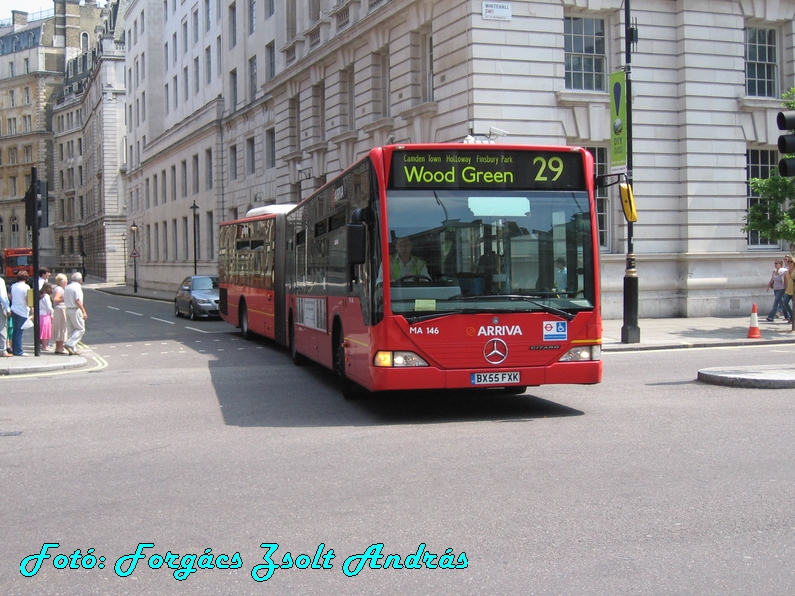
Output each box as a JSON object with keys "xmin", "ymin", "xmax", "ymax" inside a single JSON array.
[{"xmin": 390, "ymin": 237, "xmax": 429, "ymax": 280}]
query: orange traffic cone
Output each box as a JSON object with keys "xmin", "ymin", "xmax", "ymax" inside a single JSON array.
[{"xmin": 747, "ymin": 303, "xmax": 762, "ymax": 338}]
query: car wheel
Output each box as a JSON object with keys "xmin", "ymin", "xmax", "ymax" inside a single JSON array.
[
  {"xmin": 189, "ymin": 303, "xmax": 196, "ymax": 320},
  {"xmin": 174, "ymin": 300, "xmax": 182, "ymax": 317}
]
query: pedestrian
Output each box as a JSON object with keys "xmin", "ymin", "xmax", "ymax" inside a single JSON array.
[
  {"xmin": 37, "ymin": 267, "xmax": 51, "ymax": 291},
  {"xmin": 10, "ymin": 271, "xmax": 32, "ymax": 357},
  {"xmin": 0, "ymin": 275, "xmax": 12, "ymax": 358},
  {"xmin": 51, "ymin": 273, "xmax": 68, "ymax": 354},
  {"xmin": 765, "ymin": 259, "xmax": 788, "ymax": 321},
  {"xmin": 39, "ymin": 282, "xmax": 53, "ymax": 352},
  {"xmin": 63, "ymin": 271, "xmax": 87, "ymax": 356},
  {"xmin": 781, "ymin": 255, "xmax": 795, "ymax": 323}
]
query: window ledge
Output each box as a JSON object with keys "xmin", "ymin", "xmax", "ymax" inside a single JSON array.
[
  {"xmin": 556, "ymin": 90, "xmax": 609, "ymax": 106},
  {"xmin": 329, "ymin": 130, "xmax": 359, "ymax": 145},
  {"xmin": 738, "ymin": 95, "xmax": 783, "ymax": 111},
  {"xmin": 283, "ymin": 149, "xmax": 303, "ymax": 162},
  {"xmin": 304, "ymin": 140, "xmax": 329, "ymax": 153},
  {"xmin": 361, "ymin": 117, "xmax": 394, "ymax": 134},
  {"xmin": 400, "ymin": 102, "xmax": 438, "ymax": 120}
]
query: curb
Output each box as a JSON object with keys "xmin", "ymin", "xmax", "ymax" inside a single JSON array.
[
  {"xmin": 697, "ymin": 365, "xmax": 795, "ymax": 389},
  {"xmin": 0, "ymin": 356, "xmax": 87, "ymax": 376},
  {"xmin": 602, "ymin": 335, "xmax": 795, "ymax": 352}
]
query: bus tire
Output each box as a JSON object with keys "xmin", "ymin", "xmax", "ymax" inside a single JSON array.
[
  {"xmin": 289, "ymin": 316, "xmax": 306, "ymax": 366},
  {"xmin": 334, "ymin": 331, "xmax": 364, "ymax": 400},
  {"xmin": 239, "ymin": 300, "xmax": 251, "ymax": 339}
]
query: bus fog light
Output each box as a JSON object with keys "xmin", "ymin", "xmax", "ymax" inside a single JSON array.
[
  {"xmin": 374, "ymin": 351, "xmax": 428, "ymax": 367},
  {"xmin": 559, "ymin": 345, "xmax": 600, "ymax": 362}
]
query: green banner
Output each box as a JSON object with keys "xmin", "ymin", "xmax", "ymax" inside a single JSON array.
[{"xmin": 610, "ymin": 70, "xmax": 627, "ymax": 173}]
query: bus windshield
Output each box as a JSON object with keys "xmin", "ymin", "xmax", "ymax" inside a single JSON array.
[{"xmin": 384, "ymin": 189, "xmax": 595, "ymax": 320}]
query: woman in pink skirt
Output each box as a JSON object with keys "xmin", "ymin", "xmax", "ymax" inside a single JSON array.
[{"xmin": 39, "ymin": 282, "xmax": 53, "ymax": 351}]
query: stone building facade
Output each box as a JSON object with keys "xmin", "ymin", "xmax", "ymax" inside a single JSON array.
[
  {"xmin": 53, "ymin": 0, "xmax": 128, "ymax": 281},
  {"xmin": 119, "ymin": 0, "xmax": 795, "ymax": 318},
  {"xmin": 0, "ymin": 1, "xmax": 106, "ymax": 270}
]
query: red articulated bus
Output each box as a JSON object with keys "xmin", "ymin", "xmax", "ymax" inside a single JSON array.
[{"xmin": 219, "ymin": 143, "xmax": 602, "ymax": 397}]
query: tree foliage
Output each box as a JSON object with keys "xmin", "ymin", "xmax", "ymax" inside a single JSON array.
[{"xmin": 743, "ymin": 89, "xmax": 795, "ymax": 250}]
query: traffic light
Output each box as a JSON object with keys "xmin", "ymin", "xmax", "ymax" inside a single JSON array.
[
  {"xmin": 24, "ymin": 179, "xmax": 48, "ymax": 229},
  {"xmin": 37, "ymin": 180, "xmax": 48, "ymax": 228},
  {"xmin": 776, "ymin": 110, "xmax": 795, "ymax": 176}
]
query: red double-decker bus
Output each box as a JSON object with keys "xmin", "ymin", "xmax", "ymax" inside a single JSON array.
[
  {"xmin": 219, "ymin": 143, "xmax": 602, "ymax": 397},
  {"xmin": 3, "ymin": 247, "xmax": 34, "ymax": 279}
]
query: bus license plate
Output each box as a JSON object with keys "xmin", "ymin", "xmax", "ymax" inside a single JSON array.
[{"xmin": 470, "ymin": 372, "xmax": 521, "ymax": 385}]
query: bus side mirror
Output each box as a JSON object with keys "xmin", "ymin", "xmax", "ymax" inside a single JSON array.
[{"xmin": 347, "ymin": 223, "xmax": 366, "ymax": 264}]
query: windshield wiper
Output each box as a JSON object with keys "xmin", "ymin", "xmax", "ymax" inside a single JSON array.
[{"xmin": 450, "ymin": 294, "xmax": 576, "ymax": 321}]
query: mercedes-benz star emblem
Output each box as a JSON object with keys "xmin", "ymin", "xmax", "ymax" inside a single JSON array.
[{"xmin": 483, "ymin": 338, "xmax": 508, "ymax": 365}]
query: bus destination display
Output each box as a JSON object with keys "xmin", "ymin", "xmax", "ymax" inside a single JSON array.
[{"xmin": 389, "ymin": 149, "xmax": 586, "ymax": 191}]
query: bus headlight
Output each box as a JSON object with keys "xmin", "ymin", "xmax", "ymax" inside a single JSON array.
[
  {"xmin": 558, "ymin": 345, "xmax": 601, "ymax": 362},
  {"xmin": 374, "ymin": 351, "xmax": 429, "ymax": 367}
]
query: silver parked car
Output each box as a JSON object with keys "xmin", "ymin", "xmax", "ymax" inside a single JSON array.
[{"xmin": 174, "ymin": 275, "xmax": 220, "ymax": 319}]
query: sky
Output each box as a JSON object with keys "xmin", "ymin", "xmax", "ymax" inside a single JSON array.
[{"xmin": 0, "ymin": 1, "xmax": 108, "ymax": 23}]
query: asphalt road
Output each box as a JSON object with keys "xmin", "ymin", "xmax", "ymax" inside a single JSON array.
[{"xmin": 2, "ymin": 289, "xmax": 794, "ymax": 595}]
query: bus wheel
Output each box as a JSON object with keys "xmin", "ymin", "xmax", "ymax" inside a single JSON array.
[
  {"xmin": 239, "ymin": 301, "xmax": 251, "ymax": 339},
  {"xmin": 335, "ymin": 333, "xmax": 364, "ymax": 400},
  {"xmin": 289, "ymin": 317, "xmax": 305, "ymax": 366},
  {"xmin": 503, "ymin": 385, "xmax": 527, "ymax": 395}
]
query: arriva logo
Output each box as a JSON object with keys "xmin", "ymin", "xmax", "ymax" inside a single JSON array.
[{"xmin": 477, "ymin": 325, "xmax": 523, "ymax": 337}]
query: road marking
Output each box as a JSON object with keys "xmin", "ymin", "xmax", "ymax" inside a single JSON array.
[
  {"xmin": 125, "ymin": 311, "xmax": 143, "ymax": 316},
  {"xmin": 107, "ymin": 306, "xmax": 120, "ymax": 311},
  {"xmin": 151, "ymin": 317, "xmax": 175, "ymax": 325}
]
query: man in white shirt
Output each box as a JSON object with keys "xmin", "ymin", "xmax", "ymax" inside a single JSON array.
[
  {"xmin": 63, "ymin": 272, "xmax": 88, "ymax": 356},
  {"xmin": 37, "ymin": 267, "xmax": 51, "ymax": 290},
  {"xmin": 10, "ymin": 271, "xmax": 31, "ymax": 356}
]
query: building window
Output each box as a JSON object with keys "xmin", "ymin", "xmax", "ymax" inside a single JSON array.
[
  {"xmin": 267, "ymin": 0, "xmax": 274, "ymax": 18},
  {"xmin": 342, "ymin": 65, "xmax": 355, "ymax": 131},
  {"xmin": 249, "ymin": 56, "xmax": 257, "ymax": 103},
  {"xmin": 312, "ymin": 82, "xmax": 325, "ymax": 141},
  {"xmin": 745, "ymin": 27, "xmax": 777, "ymax": 98},
  {"xmin": 194, "ymin": 58, "xmax": 200, "ymax": 94},
  {"xmin": 421, "ymin": 31, "xmax": 433, "ymax": 103},
  {"xmin": 229, "ymin": 3, "xmax": 237, "ymax": 48},
  {"xmin": 206, "ymin": 210, "xmax": 214, "ymax": 259},
  {"xmin": 192, "ymin": 10, "xmax": 199, "ymax": 45},
  {"xmin": 261, "ymin": 44, "xmax": 274, "ymax": 85},
  {"xmin": 205, "ymin": 0, "xmax": 211, "ymax": 31},
  {"xmin": 249, "ymin": 0, "xmax": 256, "ymax": 34},
  {"xmin": 586, "ymin": 146, "xmax": 610, "ymax": 249},
  {"xmin": 184, "ymin": 66, "xmax": 189, "ymax": 100},
  {"xmin": 183, "ymin": 217, "xmax": 189, "ymax": 260},
  {"xmin": 192, "ymin": 154, "xmax": 200, "ymax": 193},
  {"xmin": 564, "ymin": 16, "xmax": 606, "ymax": 91},
  {"xmin": 171, "ymin": 165, "xmax": 177, "ymax": 201},
  {"xmin": 230, "ymin": 144, "xmax": 238, "ymax": 180},
  {"xmin": 182, "ymin": 21, "xmax": 188, "ymax": 53},
  {"xmin": 205, "ymin": 46, "xmax": 212, "ymax": 84},
  {"xmin": 378, "ymin": 49, "xmax": 390, "ymax": 118},
  {"xmin": 181, "ymin": 160, "xmax": 188, "ymax": 197},
  {"xmin": 266, "ymin": 128, "xmax": 276, "ymax": 169},
  {"xmin": 747, "ymin": 149, "xmax": 781, "ymax": 247},
  {"xmin": 153, "ymin": 173, "xmax": 159, "ymax": 205},
  {"xmin": 246, "ymin": 137, "xmax": 255, "ymax": 175},
  {"xmin": 230, "ymin": 68, "xmax": 238, "ymax": 109},
  {"xmin": 205, "ymin": 148, "xmax": 213, "ymax": 189}
]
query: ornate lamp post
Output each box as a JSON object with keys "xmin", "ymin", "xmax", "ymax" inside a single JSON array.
[
  {"xmin": 121, "ymin": 232, "xmax": 127, "ymax": 285},
  {"xmin": 190, "ymin": 201, "xmax": 199, "ymax": 275},
  {"xmin": 130, "ymin": 221, "xmax": 138, "ymax": 293}
]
